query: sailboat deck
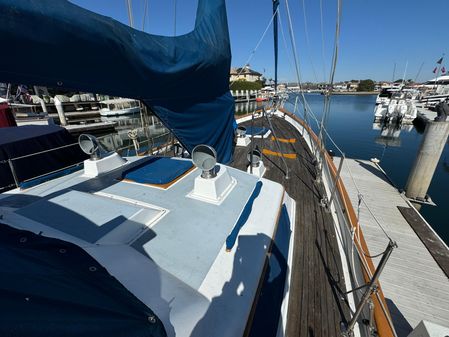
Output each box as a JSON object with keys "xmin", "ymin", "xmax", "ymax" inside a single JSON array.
[{"xmin": 232, "ymin": 115, "xmax": 350, "ymax": 336}]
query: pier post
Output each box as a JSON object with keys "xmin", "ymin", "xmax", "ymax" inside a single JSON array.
[
  {"xmin": 246, "ymin": 90, "xmax": 250, "ymax": 102},
  {"xmin": 54, "ymin": 96, "xmax": 68, "ymax": 126},
  {"xmin": 405, "ymin": 121, "xmax": 449, "ymax": 201}
]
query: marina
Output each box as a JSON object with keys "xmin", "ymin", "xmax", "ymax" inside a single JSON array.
[{"xmin": 0, "ymin": 0, "xmax": 448, "ymax": 336}]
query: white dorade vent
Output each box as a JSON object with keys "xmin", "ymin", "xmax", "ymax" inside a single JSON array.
[
  {"xmin": 187, "ymin": 144, "xmax": 236, "ymax": 205},
  {"xmin": 78, "ymin": 134, "xmax": 127, "ymax": 177}
]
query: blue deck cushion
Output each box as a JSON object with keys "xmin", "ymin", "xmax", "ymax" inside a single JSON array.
[{"xmin": 122, "ymin": 157, "xmax": 194, "ymax": 185}]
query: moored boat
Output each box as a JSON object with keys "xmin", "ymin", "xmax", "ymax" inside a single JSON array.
[{"xmin": 100, "ymin": 98, "xmax": 141, "ymax": 117}]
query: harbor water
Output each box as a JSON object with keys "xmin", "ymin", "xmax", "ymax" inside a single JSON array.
[{"xmin": 241, "ymin": 94, "xmax": 449, "ymax": 245}]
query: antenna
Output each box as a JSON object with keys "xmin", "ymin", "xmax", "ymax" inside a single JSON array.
[{"xmin": 192, "ymin": 144, "xmax": 217, "ymax": 179}]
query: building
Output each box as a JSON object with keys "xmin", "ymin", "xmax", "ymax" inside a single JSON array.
[{"xmin": 230, "ymin": 65, "xmax": 263, "ymax": 83}]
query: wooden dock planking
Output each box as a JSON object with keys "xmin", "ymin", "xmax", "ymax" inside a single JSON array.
[
  {"xmin": 397, "ymin": 206, "xmax": 449, "ymax": 278},
  {"xmin": 336, "ymin": 157, "xmax": 449, "ymax": 336},
  {"xmin": 233, "ymin": 116, "xmax": 350, "ymax": 337}
]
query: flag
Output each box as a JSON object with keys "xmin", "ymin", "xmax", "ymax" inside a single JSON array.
[
  {"xmin": 433, "ymin": 67, "xmax": 437, "ymax": 73},
  {"xmin": 437, "ymin": 57, "xmax": 444, "ymax": 64},
  {"xmin": 442, "ymin": 66, "xmax": 446, "ymax": 73}
]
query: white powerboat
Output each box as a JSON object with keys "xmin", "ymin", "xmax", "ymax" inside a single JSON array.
[
  {"xmin": 374, "ymin": 91, "xmax": 418, "ymax": 123},
  {"xmin": 100, "ymin": 98, "xmax": 141, "ymax": 116}
]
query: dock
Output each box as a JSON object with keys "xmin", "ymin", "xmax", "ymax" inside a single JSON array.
[
  {"xmin": 416, "ymin": 106, "xmax": 437, "ymax": 122},
  {"xmin": 64, "ymin": 121, "xmax": 116, "ymax": 135},
  {"xmin": 335, "ymin": 157, "xmax": 449, "ymax": 336}
]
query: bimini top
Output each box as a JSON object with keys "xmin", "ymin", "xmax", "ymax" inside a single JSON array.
[{"xmin": 0, "ymin": 0, "xmax": 235, "ymax": 163}]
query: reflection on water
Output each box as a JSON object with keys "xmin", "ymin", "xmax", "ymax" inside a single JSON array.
[
  {"xmin": 97, "ymin": 112, "xmax": 171, "ymax": 155},
  {"xmin": 372, "ymin": 123, "xmax": 414, "ymax": 148},
  {"xmin": 235, "ymin": 100, "xmax": 263, "ymax": 115}
]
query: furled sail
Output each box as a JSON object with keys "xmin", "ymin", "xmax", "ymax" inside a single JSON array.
[{"xmin": 0, "ymin": 0, "xmax": 235, "ymax": 163}]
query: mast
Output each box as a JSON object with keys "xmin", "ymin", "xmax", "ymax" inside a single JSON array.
[{"xmin": 273, "ymin": 0, "xmax": 279, "ymax": 94}]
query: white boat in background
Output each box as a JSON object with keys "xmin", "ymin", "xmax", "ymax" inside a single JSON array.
[
  {"xmin": 419, "ymin": 75, "xmax": 449, "ymax": 107},
  {"xmin": 375, "ymin": 86, "xmax": 402, "ymax": 105},
  {"xmin": 374, "ymin": 91, "xmax": 418, "ymax": 123},
  {"xmin": 100, "ymin": 98, "xmax": 141, "ymax": 116}
]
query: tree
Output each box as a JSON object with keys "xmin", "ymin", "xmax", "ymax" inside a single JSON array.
[
  {"xmin": 229, "ymin": 80, "xmax": 263, "ymax": 91},
  {"xmin": 357, "ymin": 79, "xmax": 375, "ymax": 92}
]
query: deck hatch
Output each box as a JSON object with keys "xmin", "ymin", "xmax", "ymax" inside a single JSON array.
[{"xmin": 16, "ymin": 190, "xmax": 161, "ymax": 243}]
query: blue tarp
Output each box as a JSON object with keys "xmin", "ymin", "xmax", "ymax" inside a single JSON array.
[
  {"xmin": 0, "ymin": 125, "xmax": 87, "ymax": 191},
  {"xmin": 0, "ymin": 0, "xmax": 235, "ymax": 163},
  {"xmin": 0, "ymin": 222, "xmax": 167, "ymax": 337}
]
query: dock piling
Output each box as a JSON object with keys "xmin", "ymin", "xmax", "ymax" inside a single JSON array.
[{"xmin": 405, "ymin": 121, "xmax": 449, "ymax": 202}]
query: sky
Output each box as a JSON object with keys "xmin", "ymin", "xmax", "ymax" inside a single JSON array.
[{"xmin": 70, "ymin": 0, "xmax": 449, "ymax": 83}]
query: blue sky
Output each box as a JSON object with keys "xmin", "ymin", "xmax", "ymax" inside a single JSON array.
[{"xmin": 70, "ymin": 0, "xmax": 449, "ymax": 83}]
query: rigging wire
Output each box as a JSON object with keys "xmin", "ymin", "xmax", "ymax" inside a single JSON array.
[
  {"xmin": 300, "ymin": 0, "xmax": 319, "ymax": 83},
  {"xmin": 229, "ymin": 7, "xmax": 279, "ymax": 89},
  {"xmin": 173, "ymin": 0, "xmax": 177, "ymax": 36},
  {"xmin": 317, "ymin": 0, "xmax": 341, "ymax": 158},
  {"xmin": 142, "ymin": 0, "xmax": 148, "ymax": 32},
  {"xmin": 328, "ymin": 0, "xmax": 341, "ymax": 86},
  {"xmin": 283, "ymin": 0, "xmax": 393, "ymax": 244},
  {"xmin": 126, "ymin": 0, "xmax": 134, "ymax": 28},
  {"xmin": 414, "ymin": 62, "xmax": 425, "ymax": 83},
  {"xmin": 319, "ymin": 0, "xmax": 327, "ymax": 82}
]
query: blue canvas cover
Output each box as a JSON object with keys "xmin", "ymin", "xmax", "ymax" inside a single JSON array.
[
  {"xmin": 0, "ymin": 0, "xmax": 235, "ymax": 163},
  {"xmin": 0, "ymin": 222, "xmax": 167, "ymax": 337},
  {"xmin": 0, "ymin": 125, "xmax": 87, "ymax": 191}
]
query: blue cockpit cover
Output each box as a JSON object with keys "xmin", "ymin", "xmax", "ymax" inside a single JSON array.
[{"xmin": 0, "ymin": 0, "xmax": 235, "ymax": 163}]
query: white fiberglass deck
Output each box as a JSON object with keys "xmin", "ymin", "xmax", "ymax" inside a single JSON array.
[
  {"xmin": 0, "ymin": 156, "xmax": 288, "ymax": 337},
  {"xmin": 336, "ymin": 157, "xmax": 449, "ymax": 336}
]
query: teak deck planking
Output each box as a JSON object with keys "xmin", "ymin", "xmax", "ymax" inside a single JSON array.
[{"xmin": 232, "ymin": 116, "xmax": 350, "ymax": 337}]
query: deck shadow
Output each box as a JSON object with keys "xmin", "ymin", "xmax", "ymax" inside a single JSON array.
[
  {"xmin": 354, "ymin": 159, "xmax": 391, "ymax": 185},
  {"xmin": 385, "ymin": 298, "xmax": 412, "ymax": 337}
]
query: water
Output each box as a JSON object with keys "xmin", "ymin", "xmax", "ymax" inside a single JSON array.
[{"xmin": 238, "ymin": 94, "xmax": 449, "ymax": 245}]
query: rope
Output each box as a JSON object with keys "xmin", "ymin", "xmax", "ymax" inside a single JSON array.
[{"xmin": 229, "ymin": 7, "xmax": 279, "ymax": 89}]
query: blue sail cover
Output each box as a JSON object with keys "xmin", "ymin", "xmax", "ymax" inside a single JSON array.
[{"xmin": 0, "ymin": 0, "xmax": 235, "ymax": 163}]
